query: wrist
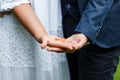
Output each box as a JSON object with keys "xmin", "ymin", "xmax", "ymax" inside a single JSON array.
[{"xmin": 35, "ymin": 32, "xmax": 48, "ymax": 43}]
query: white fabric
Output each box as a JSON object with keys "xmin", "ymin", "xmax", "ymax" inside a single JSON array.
[
  {"xmin": 0, "ymin": 0, "xmax": 30, "ymax": 12},
  {"xmin": 0, "ymin": 0, "xmax": 70, "ymax": 80}
]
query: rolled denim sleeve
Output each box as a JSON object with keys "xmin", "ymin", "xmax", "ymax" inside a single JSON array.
[
  {"xmin": 0, "ymin": 0, "xmax": 30, "ymax": 12},
  {"xmin": 75, "ymin": 0, "xmax": 114, "ymax": 43}
]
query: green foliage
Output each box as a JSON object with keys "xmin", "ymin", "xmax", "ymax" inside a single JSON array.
[{"xmin": 114, "ymin": 58, "xmax": 120, "ymax": 80}]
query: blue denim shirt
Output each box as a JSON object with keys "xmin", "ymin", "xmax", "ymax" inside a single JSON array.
[{"xmin": 75, "ymin": 0, "xmax": 120, "ymax": 48}]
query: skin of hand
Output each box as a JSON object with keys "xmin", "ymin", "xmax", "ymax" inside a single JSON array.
[
  {"xmin": 40, "ymin": 35, "xmax": 61, "ymax": 49},
  {"xmin": 46, "ymin": 37, "xmax": 75, "ymax": 51},
  {"xmin": 47, "ymin": 33, "xmax": 88, "ymax": 53}
]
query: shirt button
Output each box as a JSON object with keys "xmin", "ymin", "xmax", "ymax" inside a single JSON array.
[{"xmin": 65, "ymin": 4, "xmax": 71, "ymax": 9}]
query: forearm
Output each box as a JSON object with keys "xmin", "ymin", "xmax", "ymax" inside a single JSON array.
[
  {"xmin": 75, "ymin": 0, "xmax": 114, "ymax": 43},
  {"xmin": 13, "ymin": 3, "xmax": 47, "ymax": 42}
]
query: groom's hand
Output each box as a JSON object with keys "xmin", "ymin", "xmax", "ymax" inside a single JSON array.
[{"xmin": 47, "ymin": 33, "xmax": 88, "ymax": 53}]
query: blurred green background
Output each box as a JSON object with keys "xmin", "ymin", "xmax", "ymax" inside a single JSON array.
[{"xmin": 114, "ymin": 57, "xmax": 120, "ymax": 80}]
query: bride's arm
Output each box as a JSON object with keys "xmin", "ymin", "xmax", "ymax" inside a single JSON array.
[
  {"xmin": 13, "ymin": 3, "xmax": 75, "ymax": 50},
  {"xmin": 0, "ymin": 1, "xmax": 50, "ymax": 48},
  {"xmin": 13, "ymin": 3, "xmax": 47, "ymax": 43},
  {"xmin": 0, "ymin": 1, "xmax": 74, "ymax": 50},
  {"xmin": 0, "ymin": 0, "xmax": 48, "ymax": 43}
]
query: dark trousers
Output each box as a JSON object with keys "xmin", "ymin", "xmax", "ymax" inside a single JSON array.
[
  {"xmin": 78, "ymin": 44, "xmax": 120, "ymax": 80},
  {"xmin": 62, "ymin": 14, "xmax": 79, "ymax": 80}
]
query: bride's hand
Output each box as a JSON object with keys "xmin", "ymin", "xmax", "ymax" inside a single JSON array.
[
  {"xmin": 40, "ymin": 35, "xmax": 74, "ymax": 50},
  {"xmin": 39, "ymin": 34, "xmax": 62, "ymax": 49},
  {"xmin": 39, "ymin": 34, "xmax": 55, "ymax": 49},
  {"xmin": 47, "ymin": 37, "xmax": 76, "ymax": 52}
]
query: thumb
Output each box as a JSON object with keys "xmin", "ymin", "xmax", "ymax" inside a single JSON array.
[{"xmin": 41, "ymin": 40, "xmax": 48, "ymax": 49}]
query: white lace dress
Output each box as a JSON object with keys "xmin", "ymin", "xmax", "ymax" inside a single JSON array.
[{"xmin": 0, "ymin": 0, "xmax": 70, "ymax": 80}]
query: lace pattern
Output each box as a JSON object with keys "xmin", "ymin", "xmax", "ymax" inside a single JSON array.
[
  {"xmin": 0, "ymin": 0, "xmax": 30, "ymax": 12},
  {"xmin": 0, "ymin": 14, "xmax": 66, "ymax": 70},
  {"xmin": 35, "ymin": 22, "xmax": 66, "ymax": 70}
]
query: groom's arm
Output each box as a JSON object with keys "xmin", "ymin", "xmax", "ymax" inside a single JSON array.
[
  {"xmin": 47, "ymin": 0, "xmax": 115, "ymax": 53},
  {"xmin": 75, "ymin": 0, "xmax": 114, "ymax": 45}
]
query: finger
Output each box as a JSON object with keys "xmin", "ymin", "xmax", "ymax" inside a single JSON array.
[
  {"xmin": 70, "ymin": 41, "xmax": 79, "ymax": 50},
  {"xmin": 77, "ymin": 40, "xmax": 86, "ymax": 49},
  {"xmin": 47, "ymin": 47, "xmax": 65, "ymax": 53},
  {"xmin": 41, "ymin": 40, "xmax": 48, "ymax": 49},
  {"xmin": 47, "ymin": 47, "xmax": 75, "ymax": 53},
  {"xmin": 47, "ymin": 41, "xmax": 73, "ymax": 50}
]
